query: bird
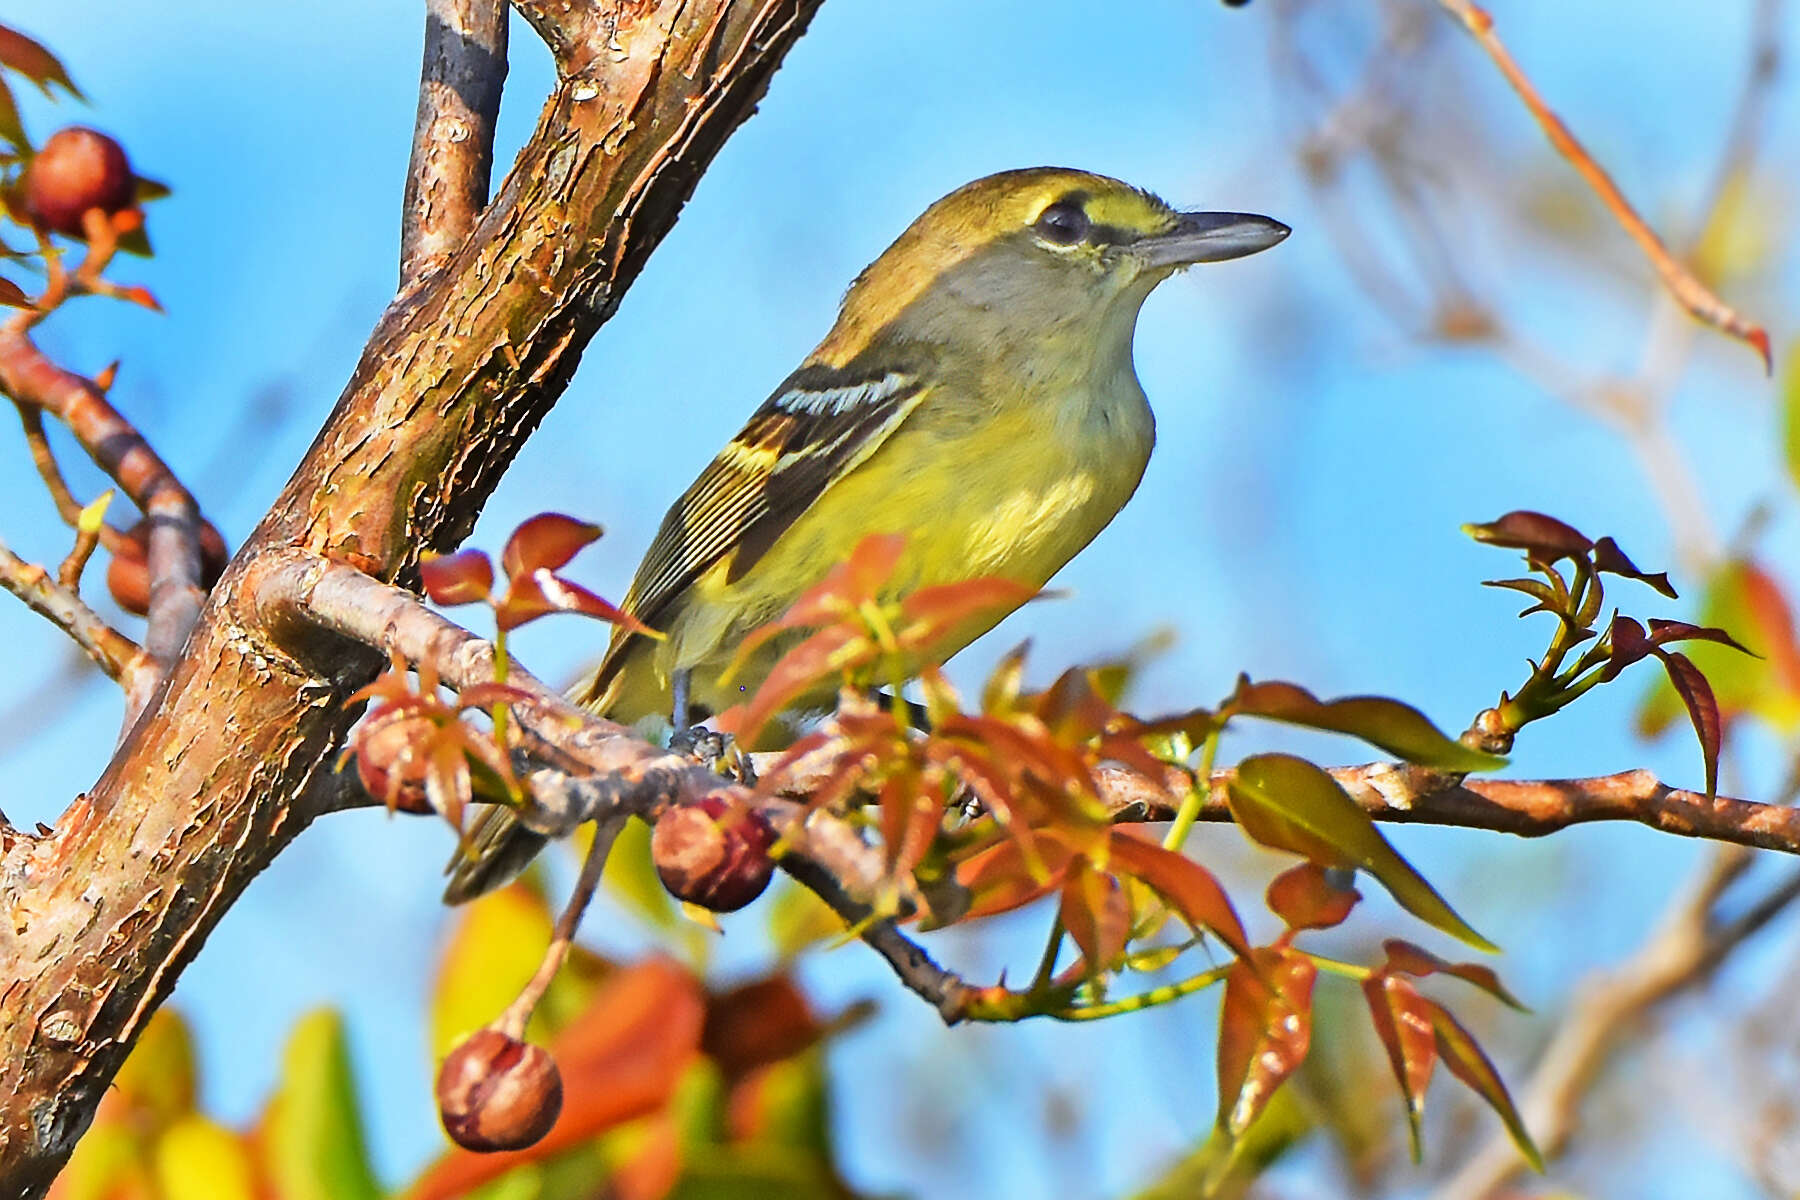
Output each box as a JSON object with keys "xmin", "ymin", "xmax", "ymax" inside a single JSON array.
[{"xmin": 443, "ymin": 166, "xmax": 1288, "ymax": 903}]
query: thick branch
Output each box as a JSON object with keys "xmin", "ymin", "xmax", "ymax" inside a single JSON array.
[
  {"xmin": 400, "ymin": 0, "xmax": 508, "ymax": 284},
  {"xmin": 1087, "ymin": 762, "xmax": 1800, "ymax": 857},
  {"xmin": 0, "ymin": 3, "xmax": 824, "ymax": 1192}
]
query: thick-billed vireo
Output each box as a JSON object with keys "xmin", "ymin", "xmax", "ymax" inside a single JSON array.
[{"xmin": 444, "ymin": 166, "xmax": 1288, "ymax": 902}]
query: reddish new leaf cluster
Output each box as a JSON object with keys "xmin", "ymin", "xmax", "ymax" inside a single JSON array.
[
  {"xmin": 720, "ymin": 533, "xmax": 1037, "ymax": 744},
  {"xmin": 718, "ymin": 532, "xmax": 1550, "ymax": 1167},
  {"xmin": 1469, "ymin": 510, "xmax": 1753, "ymax": 794},
  {"xmin": 343, "ymin": 654, "xmax": 530, "ymax": 830},
  {"xmin": 420, "ymin": 513, "xmax": 652, "ymax": 635},
  {"xmin": 1361, "ymin": 940, "xmax": 1537, "ymax": 1167}
]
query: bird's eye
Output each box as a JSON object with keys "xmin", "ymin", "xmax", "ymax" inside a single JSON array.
[{"xmin": 1033, "ymin": 201, "xmax": 1090, "ymax": 246}]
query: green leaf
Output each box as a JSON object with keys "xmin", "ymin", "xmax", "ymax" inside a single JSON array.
[
  {"xmin": 112, "ymin": 1007, "xmax": 198, "ymax": 1126},
  {"xmin": 1226, "ymin": 678, "xmax": 1505, "ymax": 772},
  {"xmin": 764, "ymin": 876, "xmax": 849, "ymax": 960},
  {"xmin": 0, "ymin": 73, "xmax": 25, "ymax": 149},
  {"xmin": 261, "ymin": 1009, "xmax": 382, "ymax": 1200},
  {"xmin": 1227, "ymin": 754, "xmax": 1497, "ymax": 952},
  {"xmin": 153, "ymin": 1115, "xmax": 257, "ymax": 1200}
]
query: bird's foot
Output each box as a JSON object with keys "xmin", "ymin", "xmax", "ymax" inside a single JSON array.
[{"xmin": 669, "ymin": 726, "xmax": 756, "ymax": 786}]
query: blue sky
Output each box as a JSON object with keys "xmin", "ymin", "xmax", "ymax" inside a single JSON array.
[{"xmin": 2, "ymin": 2, "xmax": 1794, "ymax": 1196}]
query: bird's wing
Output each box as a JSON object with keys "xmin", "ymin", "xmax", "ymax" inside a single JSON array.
[{"xmin": 583, "ymin": 365, "xmax": 928, "ymax": 698}]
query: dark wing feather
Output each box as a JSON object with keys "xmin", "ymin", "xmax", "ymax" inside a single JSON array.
[{"xmin": 588, "ymin": 365, "xmax": 927, "ymax": 690}]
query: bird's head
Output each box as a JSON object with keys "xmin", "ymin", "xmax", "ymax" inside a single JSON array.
[{"xmin": 816, "ymin": 167, "xmax": 1288, "ymax": 371}]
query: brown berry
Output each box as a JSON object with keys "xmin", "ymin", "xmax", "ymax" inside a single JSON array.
[
  {"xmin": 651, "ymin": 794, "xmax": 776, "ymax": 912},
  {"xmin": 23, "ymin": 127, "xmax": 136, "ymax": 237},
  {"xmin": 353, "ymin": 706, "xmax": 436, "ymax": 814},
  {"xmin": 105, "ymin": 517, "xmax": 230, "ymax": 616},
  {"xmin": 436, "ymin": 1028, "xmax": 562, "ymax": 1152}
]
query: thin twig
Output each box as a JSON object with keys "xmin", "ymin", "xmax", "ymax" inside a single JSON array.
[
  {"xmin": 496, "ymin": 814, "xmax": 624, "ymax": 1037},
  {"xmin": 1434, "ymin": 0, "xmax": 1771, "ymax": 369},
  {"xmin": 0, "ymin": 535, "xmax": 145, "ymax": 685},
  {"xmin": 0, "ymin": 325, "xmax": 205, "ymax": 666}
]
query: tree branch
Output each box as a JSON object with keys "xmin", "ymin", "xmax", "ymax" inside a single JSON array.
[
  {"xmin": 1433, "ymin": 0, "xmax": 1771, "ymax": 369},
  {"xmin": 0, "ymin": 535, "xmax": 145, "ymax": 688},
  {"xmin": 0, "ymin": 3, "xmax": 824, "ymax": 1192},
  {"xmin": 401, "ymin": 0, "xmax": 508, "ymax": 285},
  {"xmin": 1436, "ymin": 847, "xmax": 1800, "ymax": 1198},
  {"xmin": 1086, "ymin": 762, "xmax": 1800, "ymax": 857},
  {"xmin": 0, "ymin": 324, "xmax": 204, "ymax": 667}
]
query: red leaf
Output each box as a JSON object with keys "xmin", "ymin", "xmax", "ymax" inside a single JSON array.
[
  {"xmin": 1646, "ymin": 618, "xmax": 1754, "ymax": 657},
  {"xmin": 700, "ymin": 974, "xmax": 828, "ymax": 1078},
  {"xmin": 501, "ymin": 513, "xmax": 602, "ymax": 579},
  {"xmin": 1124, "ymin": 704, "xmax": 1224, "ymax": 742},
  {"xmin": 776, "ymin": 532, "xmax": 907, "ymax": 630},
  {"xmin": 1059, "ymin": 856, "xmax": 1130, "ymax": 975},
  {"xmin": 424, "ymin": 738, "xmax": 473, "ymax": 830},
  {"xmin": 1425, "ymin": 996, "xmax": 1544, "ymax": 1171},
  {"xmin": 1463, "ymin": 511, "xmax": 1591, "ymax": 561},
  {"xmin": 1266, "ymin": 862, "xmax": 1360, "ymax": 932},
  {"xmin": 0, "ymin": 274, "xmax": 30, "ymax": 308},
  {"xmin": 117, "ymin": 285, "xmax": 161, "ymax": 312},
  {"xmin": 420, "ymin": 549, "xmax": 493, "ymax": 606},
  {"xmin": 732, "ymin": 625, "xmax": 864, "ymax": 745},
  {"xmin": 1741, "ymin": 563, "xmax": 1800, "ymax": 695},
  {"xmin": 1216, "ymin": 947, "xmax": 1317, "ymax": 1139},
  {"xmin": 1602, "ymin": 614, "xmax": 1652, "ymax": 680},
  {"xmin": 898, "ymin": 576, "xmax": 1039, "ymax": 657},
  {"xmin": 876, "ymin": 767, "xmax": 939, "ymax": 880},
  {"xmin": 497, "ymin": 569, "xmax": 653, "ymax": 634},
  {"xmin": 1592, "ymin": 536, "xmax": 1677, "ymax": 599},
  {"xmin": 1654, "ymin": 648, "xmax": 1723, "ymax": 797},
  {"xmin": 1362, "ymin": 973, "xmax": 1437, "ymax": 1160},
  {"xmin": 0, "ymin": 25, "xmax": 80, "ymax": 97},
  {"xmin": 952, "ymin": 835, "xmax": 1072, "ymax": 923},
  {"xmin": 1106, "ymin": 832, "xmax": 1250, "ymax": 959},
  {"xmin": 1382, "ymin": 939, "xmax": 1526, "ymax": 1009}
]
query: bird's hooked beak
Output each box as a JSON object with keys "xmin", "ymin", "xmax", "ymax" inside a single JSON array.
[{"xmin": 1132, "ymin": 211, "xmax": 1290, "ymax": 269}]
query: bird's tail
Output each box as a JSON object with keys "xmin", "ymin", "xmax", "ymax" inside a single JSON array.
[{"xmin": 441, "ymin": 809, "xmax": 548, "ymax": 904}]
